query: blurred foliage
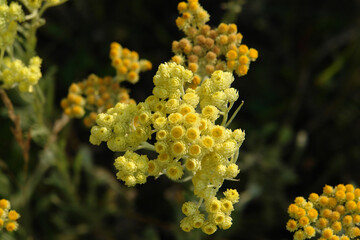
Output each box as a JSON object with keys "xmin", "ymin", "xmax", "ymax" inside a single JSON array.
[{"xmin": 0, "ymin": 0, "xmax": 359, "ymax": 239}]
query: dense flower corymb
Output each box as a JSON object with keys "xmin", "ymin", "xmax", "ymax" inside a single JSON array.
[
  {"xmin": 88, "ymin": 0, "xmax": 258, "ymax": 235},
  {"xmin": 287, "ymin": 184, "xmax": 360, "ymax": 240},
  {"xmin": 89, "ymin": 62, "xmax": 246, "ymax": 234}
]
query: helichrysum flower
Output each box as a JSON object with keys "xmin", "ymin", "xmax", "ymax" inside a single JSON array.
[
  {"xmin": 89, "ymin": 0, "xmax": 258, "ymax": 235},
  {"xmin": 90, "ymin": 62, "xmax": 247, "ymax": 235},
  {"xmin": 287, "ymin": 184, "xmax": 360, "ymax": 240},
  {"xmin": 1, "ymin": 56, "xmax": 42, "ymax": 92},
  {"xmin": 0, "ymin": 198, "xmax": 20, "ymax": 232}
]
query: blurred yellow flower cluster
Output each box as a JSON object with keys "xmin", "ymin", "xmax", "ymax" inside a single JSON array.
[
  {"xmin": 0, "ymin": 0, "xmax": 67, "ymax": 93},
  {"xmin": 287, "ymin": 184, "xmax": 360, "ymax": 240},
  {"xmin": 172, "ymin": 0, "xmax": 258, "ymax": 86},
  {"xmin": 110, "ymin": 42, "xmax": 152, "ymax": 84},
  {"xmin": 0, "ymin": 198, "xmax": 20, "ymax": 232},
  {"xmin": 0, "ymin": 1, "xmax": 24, "ymax": 49},
  {"xmin": 61, "ymin": 74, "xmax": 135, "ymax": 127},
  {"xmin": 1, "ymin": 56, "xmax": 42, "ymax": 92},
  {"xmin": 61, "ymin": 42, "xmax": 152, "ymax": 127}
]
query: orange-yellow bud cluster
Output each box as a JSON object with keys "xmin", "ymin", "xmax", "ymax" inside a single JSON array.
[
  {"xmin": 176, "ymin": 0, "xmax": 210, "ymax": 31},
  {"xmin": 171, "ymin": 0, "xmax": 258, "ymax": 83},
  {"xmin": 61, "ymin": 74, "xmax": 135, "ymax": 127},
  {"xmin": 110, "ymin": 42, "xmax": 152, "ymax": 84},
  {"xmin": 226, "ymin": 44, "xmax": 258, "ymax": 77},
  {"xmin": 287, "ymin": 184, "xmax": 360, "ymax": 240}
]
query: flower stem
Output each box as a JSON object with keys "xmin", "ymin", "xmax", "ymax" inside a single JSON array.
[
  {"xmin": 225, "ymin": 100, "xmax": 244, "ymax": 127},
  {"xmin": 0, "ymin": 89, "xmax": 31, "ymax": 179},
  {"xmin": 137, "ymin": 141, "xmax": 155, "ymax": 151}
]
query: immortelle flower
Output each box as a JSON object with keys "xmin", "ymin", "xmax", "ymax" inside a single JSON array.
[
  {"xmin": 287, "ymin": 184, "xmax": 360, "ymax": 240},
  {"xmin": 88, "ymin": 0, "xmax": 258, "ymax": 235},
  {"xmin": 0, "ymin": 198, "xmax": 20, "ymax": 232},
  {"xmin": 89, "ymin": 62, "xmax": 247, "ymax": 234}
]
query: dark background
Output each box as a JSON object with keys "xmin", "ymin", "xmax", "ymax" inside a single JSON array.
[{"xmin": 1, "ymin": 0, "xmax": 359, "ymax": 239}]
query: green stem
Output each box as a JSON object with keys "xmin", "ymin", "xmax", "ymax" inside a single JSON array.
[
  {"xmin": 33, "ymin": 84, "xmax": 45, "ymax": 125},
  {"xmin": 221, "ymin": 102, "xmax": 234, "ymax": 126},
  {"xmin": 232, "ymin": 148, "xmax": 240, "ymax": 163},
  {"xmin": 0, "ymin": 47, "xmax": 5, "ymax": 66},
  {"xmin": 225, "ymin": 100, "xmax": 244, "ymax": 127},
  {"xmin": 25, "ymin": 9, "xmax": 38, "ymax": 21},
  {"xmin": 197, "ymin": 198, "xmax": 203, "ymax": 208},
  {"xmin": 177, "ymin": 175, "xmax": 193, "ymax": 182},
  {"xmin": 137, "ymin": 141, "xmax": 155, "ymax": 151}
]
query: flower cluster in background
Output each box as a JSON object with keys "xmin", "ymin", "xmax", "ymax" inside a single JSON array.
[
  {"xmin": 1, "ymin": 56, "xmax": 42, "ymax": 92},
  {"xmin": 0, "ymin": 1, "xmax": 24, "ymax": 49},
  {"xmin": 61, "ymin": 74, "xmax": 135, "ymax": 127},
  {"xmin": 0, "ymin": 199, "xmax": 20, "ymax": 232},
  {"xmin": 110, "ymin": 42, "xmax": 152, "ymax": 84},
  {"xmin": 61, "ymin": 42, "xmax": 152, "ymax": 127},
  {"xmin": 0, "ymin": 1, "xmax": 41, "ymax": 92},
  {"xmin": 0, "ymin": 0, "xmax": 67, "ymax": 93},
  {"xmin": 287, "ymin": 184, "xmax": 360, "ymax": 240}
]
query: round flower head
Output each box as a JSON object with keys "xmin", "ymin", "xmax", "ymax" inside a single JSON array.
[
  {"xmin": 166, "ymin": 162, "xmax": 184, "ymax": 180},
  {"xmin": 185, "ymin": 127, "xmax": 200, "ymax": 141},
  {"xmin": 180, "ymin": 217, "xmax": 193, "ymax": 232},
  {"xmin": 201, "ymin": 221, "xmax": 217, "ymax": 235},
  {"xmin": 0, "ymin": 199, "xmax": 10, "ymax": 209},
  {"xmin": 223, "ymin": 189, "xmax": 240, "ymax": 203},
  {"xmin": 201, "ymin": 105, "xmax": 219, "ymax": 122},
  {"xmin": 191, "ymin": 213, "xmax": 205, "ymax": 228},
  {"xmin": 182, "ymin": 201, "xmax": 199, "ymax": 216}
]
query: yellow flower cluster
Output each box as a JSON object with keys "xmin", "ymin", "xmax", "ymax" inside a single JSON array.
[
  {"xmin": 89, "ymin": 62, "xmax": 246, "ymax": 234},
  {"xmin": 110, "ymin": 42, "xmax": 152, "ymax": 84},
  {"xmin": 114, "ymin": 151, "xmax": 149, "ymax": 187},
  {"xmin": 61, "ymin": 74, "xmax": 135, "ymax": 127},
  {"xmin": 1, "ymin": 56, "xmax": 42, "ymax": 92},
  {"xmin": 0, "ymin": 198, "xmax": 20, "ymax": 232},
  {"xmin": 0, "ymin": 1, "xmax": 24, "ymax": 49},
  {"xmin": 89, "ymin": 100, "xmax": 152, "ymax": 151},
  {"xmin": 180, "ymin": 189, "xmax": 239, "ymax": 234},
  {"xmin": 87, "ymin": 0, "xmax": 259, "ymax": 234},
  {"xmin": 287, "ymin": 184, "xmax": 360, "ymax": 240},
  {"xmin": 172, "ymin": 0, "xmax": 258, "ymax": 84}
]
